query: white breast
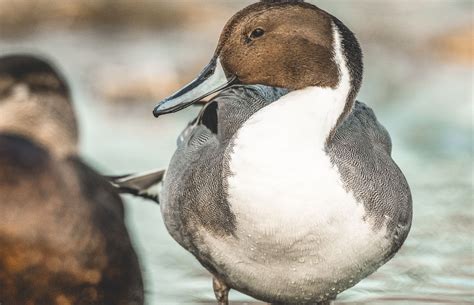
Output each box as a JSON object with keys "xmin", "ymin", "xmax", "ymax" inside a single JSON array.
[
  {"xmin": 200, "ymin": 88, "xmax": 391, "ymax": 300},
  {"xmin": 227, "ymin": 86, "xmax": 353, "ymax": 232},
  {"xmin": 200, "ymin": 92, "xmax": 390, "ymax": 299}
]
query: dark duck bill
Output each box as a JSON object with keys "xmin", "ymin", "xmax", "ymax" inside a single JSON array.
[{"xmin": 153, "ymin": 57, "xmax": 236, "ymax": 117}]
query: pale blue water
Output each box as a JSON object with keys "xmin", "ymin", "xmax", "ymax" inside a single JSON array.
[{"xmin": 0, "ymin": 1, "xmax": 472, "ymax": 304}]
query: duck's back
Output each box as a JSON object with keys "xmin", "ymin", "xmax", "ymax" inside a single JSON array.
[{"xmin": 0, "ymin": 134, "xmax": 143, "ymax": 305}]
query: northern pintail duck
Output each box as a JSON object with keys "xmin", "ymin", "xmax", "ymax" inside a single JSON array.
[
  {"xmin": 114, "ymin": 0, "xmax": 412, "ymax": 304},
  {"xmin": 0, "ymin": 55, "xmax": 144, "ymax": 305}
]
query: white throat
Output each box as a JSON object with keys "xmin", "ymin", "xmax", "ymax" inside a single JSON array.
[{"xmin": 274, "ymin": 22, "xmax": 352, "ymax": 144}]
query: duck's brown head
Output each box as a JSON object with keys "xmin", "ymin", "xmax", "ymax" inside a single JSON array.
[
  {"xmin": 153, "ymin": 0, "xmax": 362, "ymax": 117},
  {"xmin": 0, "ymin": 55, "xmax": 78, "ymax": 158}
]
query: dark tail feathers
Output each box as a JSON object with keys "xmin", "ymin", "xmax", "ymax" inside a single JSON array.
[{"xmin": 107, "ymin": 169, "xmax": 165, "ymax": 204}]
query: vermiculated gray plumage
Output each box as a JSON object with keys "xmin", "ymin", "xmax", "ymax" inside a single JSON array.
[{"xmin": 162, "ymin": 86, "xmax": 288, "ymax": 249}]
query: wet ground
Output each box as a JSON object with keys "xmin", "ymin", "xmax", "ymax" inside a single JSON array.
[{"xmin": 0, "ymin": 1, "xmax": 472, "ymax": 304}]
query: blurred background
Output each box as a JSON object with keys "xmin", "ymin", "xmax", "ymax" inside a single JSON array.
[{"xmin": 0, "ymin": 0, "xmax": 472, "ymax": 304}]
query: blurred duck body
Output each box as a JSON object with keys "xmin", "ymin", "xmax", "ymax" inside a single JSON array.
[{"xmin": 0, "ymin": 55, "xmax": 143, "ymax": 305}]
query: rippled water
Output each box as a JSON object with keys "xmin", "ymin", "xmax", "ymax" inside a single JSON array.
[{"xmin": 0, "ymin": 1, "xmax": 472, "ymax": 304}]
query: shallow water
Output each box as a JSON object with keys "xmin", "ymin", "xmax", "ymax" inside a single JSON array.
[{"xmin": 0, "ymin": 1, "xmax": 472, "ymax": 304}]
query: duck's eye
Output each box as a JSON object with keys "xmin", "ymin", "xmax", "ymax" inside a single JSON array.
[{"xmin": 249, "ymin": 28, "xmax": 265, "ymax": 39}]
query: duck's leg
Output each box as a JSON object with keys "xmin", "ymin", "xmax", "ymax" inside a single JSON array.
[{"xmin": 212, "ymin": 276, "xmax": 229, "ymax": 305}]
